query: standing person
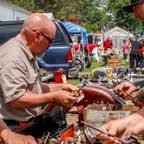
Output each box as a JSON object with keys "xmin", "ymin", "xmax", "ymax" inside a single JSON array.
[
  {"xmin": 103, "ymin": 37, "xmax": 113, "ymax": 65},
  {"xmin": 103, "ymin": 37, "xmax": 113, "ymax": 52},
  {"xmin": 137, "ymin": 37, "xmax": 144, "ymax": 67},
  {"xmin": 0, "ymin": 13, "xmax": 78, "ymax": 129},
  {"xmin": 129, "ymin": 38, "xmax": 143, "ymax": 72},
  {"xmin": 96, "ymin": 1, "xmax": 144, "ymax": 143},
  {"xmin": 122, "ymin": 39, "xmax": 129, "ymax": 60}
]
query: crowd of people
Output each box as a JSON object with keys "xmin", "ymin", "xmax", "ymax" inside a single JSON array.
[
  {"xmin": 122, "ymin": 36, "xmax": 144, "ymax": 71},
  {"xmin": 96, "ymin": 0, "xmax": 144, "ymax": 144},
  {"xmin": 0, "ymin": 0, "xmax": 144, "ymax": 144}
]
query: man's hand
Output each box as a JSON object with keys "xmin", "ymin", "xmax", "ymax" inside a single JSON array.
[
  {"xmin": 0, "ymin": 129, "xmax": 38, "ymax": 144},
  {"xmin": 96, "ymin": 112, "xmax": 144, "ymax": 144},
  {"xmin": 61, "ymin": 84, "xmax": 78, "ymax": 92},
  {"xmin": 96, "ymin": 119, "xmax": 126, "ymax": 144},
  {"xmin": 53, "ymin": 90, "xmax": 77, "ymax": 109},
  {"xmin": 113, "ymin": 82, "xmax": 136, "ymax": 98}
]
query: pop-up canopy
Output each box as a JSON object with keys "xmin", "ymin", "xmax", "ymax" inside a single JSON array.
[{"xmin": 63, "ymin": 21, "xmax": 88, "ymax": 44}]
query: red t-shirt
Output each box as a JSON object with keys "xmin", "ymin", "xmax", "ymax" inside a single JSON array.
[{"xmin": 103, "ymin": 39, "xmax": 113, "ymax": 51}]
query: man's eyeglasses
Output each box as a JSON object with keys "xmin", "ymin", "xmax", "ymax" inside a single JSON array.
[
  {"xmin": 32, "ymin": 30, "xmax": 54, "ymax": 44},
  {"xmin": 39, "ymin": 31, "xmax": 54, "ymax": 44}
]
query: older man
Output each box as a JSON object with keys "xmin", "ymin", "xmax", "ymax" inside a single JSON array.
[
  {"xmin": 0, "ymin": 13, "xmax": 78, "ymax": 129},
  {"xmin": 97, "ymin": 0, "xmax": 144, "ymax": 144}
]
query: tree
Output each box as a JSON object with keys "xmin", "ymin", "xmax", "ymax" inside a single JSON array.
[
  {"xmin": 107, "ymin": 0, "xmax": 144, "ymax": 32},
  {"xmin": 7, "ymin": 0, "xmax": 35, "ymax": 12},
  {"xmin": 7, "ymin": 0, "xmax": 144, "ymax": 33}
]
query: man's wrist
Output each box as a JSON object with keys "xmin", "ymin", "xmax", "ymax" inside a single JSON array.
[{"xmin": 46, "ymin": 92, "xmax": 57, "ymax": 103}]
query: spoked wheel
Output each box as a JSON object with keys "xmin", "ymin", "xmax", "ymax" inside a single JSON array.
[{"xmin": 75, "ymin": 59, "xmax": 84, "ymax": 71}]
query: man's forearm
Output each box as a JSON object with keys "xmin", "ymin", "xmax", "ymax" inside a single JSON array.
[
  {"xmin": 41, "ymin": 82, "xmax": 64, "ymax": 93},
  {"xmin": 8, "ymin": 91, "xmax": 57, "ymax": 109}
]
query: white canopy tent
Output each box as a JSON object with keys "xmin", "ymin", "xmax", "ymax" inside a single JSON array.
[{"xmin": 104, "ymin": 26, "xmax": 134, "ymax": 50}]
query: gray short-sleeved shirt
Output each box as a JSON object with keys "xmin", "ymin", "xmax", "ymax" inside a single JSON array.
[{"xmin": 0, "ymin": 36, "xmax": 42, "ymax": 121}]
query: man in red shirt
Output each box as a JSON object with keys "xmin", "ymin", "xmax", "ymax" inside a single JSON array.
[
  {"xmin": 103, "ymin": 37, "xmax": 113, "ymax": 64},
  {"xmin": 103, "ymin": 37, "xmax": 113, "ymax": 51}
]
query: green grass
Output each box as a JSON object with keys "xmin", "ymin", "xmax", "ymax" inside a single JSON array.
[
  {"xmin": 85, "ymin": 60, "xmax": 103, "ymax": 73},
  {"xmin": 118, "ymin": 59, "xmax": 129, "ymax": 68},
  {"xmin": 67, "ymin": 78, "xmax": 80, "ymax": 85},
  {"xmin": 67, "ymin": 58, "xmax": 129, "ymax": 85},
  {"xmin": 67, "ymin": 60, "xmax": 103, "ymax": 85}
]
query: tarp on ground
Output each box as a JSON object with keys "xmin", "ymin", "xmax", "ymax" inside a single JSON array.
[{"xmin": 63, "ymin": 21, "xmax": 88, "ymax": 44}]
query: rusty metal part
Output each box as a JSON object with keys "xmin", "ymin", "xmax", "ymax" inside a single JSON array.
[
  {"xmin": 80, "ymin": 86, "xmax": 115, "ymax": 104},
  {"xmin": 80, "ymin": 78, "xmax": 125, "ymax": 104}
]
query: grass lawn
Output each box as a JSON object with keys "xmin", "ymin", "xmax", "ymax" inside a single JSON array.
[
  {"xmin": 67, "ymin": 58, "xmax": 129, "ymax": 85},
  {"xmin": 67, "ymin": 60, "xmax": 103, "ymax": 85}
]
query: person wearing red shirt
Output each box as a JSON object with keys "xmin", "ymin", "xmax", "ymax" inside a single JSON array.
[
  {"xmin": 103, "ymin": 37, "xmax": 113, "ymax": 51},
  {"xmin": 103, "ymin": 37, "xmax": 113, "ymax": 64}
]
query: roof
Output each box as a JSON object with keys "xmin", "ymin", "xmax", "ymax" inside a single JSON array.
[
  {"xmin": 104, "ymin": 26, "xmax": 133, "ymax": 37},
  {"xmin": 0, "ymin": 0, "xmax": 31, "ymax": 14}
]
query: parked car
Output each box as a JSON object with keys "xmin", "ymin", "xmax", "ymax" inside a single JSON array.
[
  {"xmin": 38, "ymin": 20, "xmax": 74, "ymax": 71},
  {"xmin": 0, "ymin": 20, "xmax": 76, "ymax": 76}
]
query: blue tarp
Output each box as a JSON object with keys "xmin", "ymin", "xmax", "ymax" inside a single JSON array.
[{"xmin": 63, "ymin": 21, "xmax": 88, "ymax": 44}]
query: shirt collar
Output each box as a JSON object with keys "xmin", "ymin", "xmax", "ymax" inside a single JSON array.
[{"xmin": 15, "ymin": 35, "xmax": 35, "ymax": 61}]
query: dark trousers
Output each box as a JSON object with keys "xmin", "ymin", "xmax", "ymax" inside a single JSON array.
[
  {"xmin": 103, "ymin": 55, "xmax": 108, "ymax": 65},
  {"xmin": 123, "ymin": 54, "xmax": 128, "ymax": 60},
  {"xmin": 129, "ymin": 53, "xmax": 139, "ymax": 70},
  {"xmin": 4, "ymin": 106, "xmax": 67, "ymax": 138},
  {"xmin": 4, "ymin": 120, "xmax": 19, "ymax": 129}
]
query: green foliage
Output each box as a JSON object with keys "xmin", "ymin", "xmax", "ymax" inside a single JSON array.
[
  {"xmin": 107, "ymin": 0, "xmax": 144, "ymax": 32},
  {"xmin": 7, "ymin": 0, "xmax": 144, "ymax": 33},
  {"xmin": 7, "ymin": 0, "xmax": 35, "ymax": 12}
]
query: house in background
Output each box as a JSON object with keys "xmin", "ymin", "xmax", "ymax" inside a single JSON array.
[
  {"xmin": 0, "ymin": 0, "xmax": 31, "ymax": 21},
  {"xmin": 104, "ymin": 26, "xmax": 134, "ymax": 50},
  {"xmin": 44, "ymin": 13, "xmax": 54, "ymax": 19}
]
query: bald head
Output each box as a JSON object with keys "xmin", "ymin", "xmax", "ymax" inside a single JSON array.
[
  {"xmin": 20, "ymin": 13, "xmax": 56, "ymax": 56},
  {"xmin": 22, "ymin": 13, "xmax": 56, "ymax": 39}
]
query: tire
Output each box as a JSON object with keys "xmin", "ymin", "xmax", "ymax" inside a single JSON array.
[{"xmin": 75, "ymin": 59, "xmax": 84, "ymax": 71}]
